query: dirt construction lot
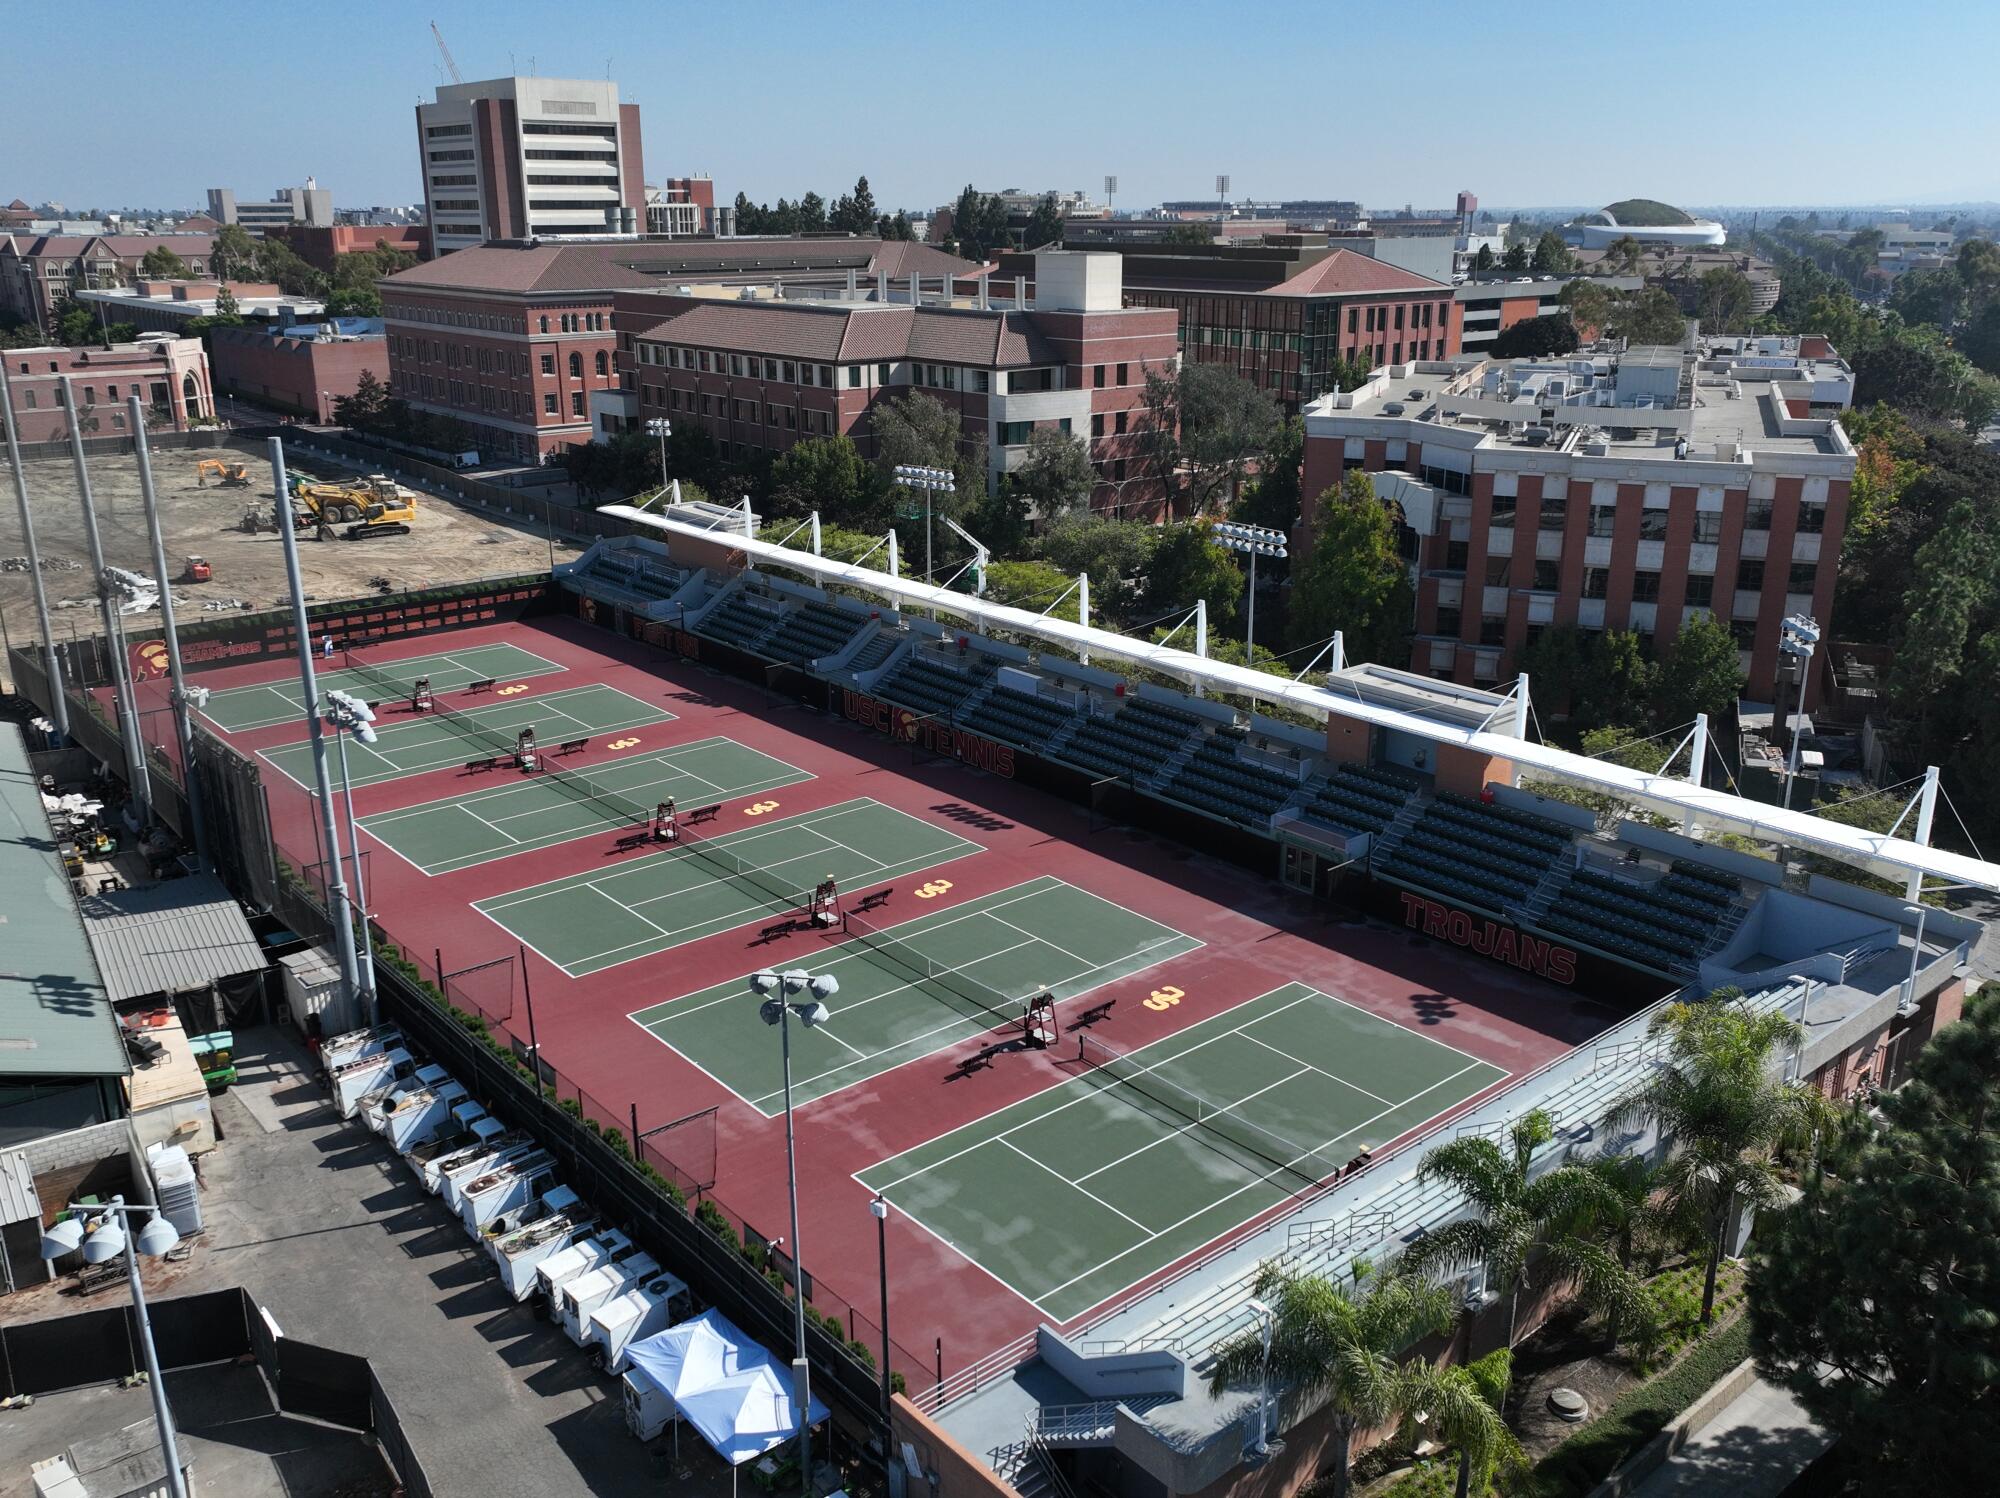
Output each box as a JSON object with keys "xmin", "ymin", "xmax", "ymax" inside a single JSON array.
[{"xmin": 1, "ymin": 437, "xmax": 582, "ymax": 685}]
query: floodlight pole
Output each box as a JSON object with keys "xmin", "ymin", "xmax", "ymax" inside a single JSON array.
[
  {"xmin": 270, "ymin": 437, "xmax": 362, "ymax": 1017},
  {"xmin": 0, "ymin": 359, "xmax": 70, "ymax": 737},
  {"xmin": 326, "ymin": 700, "xmax": 378, "ymax": 1022},
  {"xmin": 130, "ymin": 400, "xmax": 209, "ymax": 869},
  {"xmin": 779, "ymin": 997, "xmax": 812, "ymax": 1493}
]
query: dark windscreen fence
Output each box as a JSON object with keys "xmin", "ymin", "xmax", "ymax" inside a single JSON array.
[
  {"xmin": 146, "ymin": 1288, "xmax": 251, "ymax": 1372},
  {"xmin": 371, "ymin": 1367, "xmax": 433, "ymax": 1498},
  {"xmin": 1, "ymin": 1305, "xmax": 136, "ymax": 1397},
  {"xmin": 841, "ymin": 910, "xmax": 1027, "ymax": 1034},
  {"xmin": 1076, "ymin": 1033, "xmax": 1341, "ymax": 1193},
  {"xmin": 639, "ymin": 1105, "xmax": 719, "ymax": 1194},
  {"xmin": 275, "ymin": 1337, "xmax": 373, "ymax": 1429}
]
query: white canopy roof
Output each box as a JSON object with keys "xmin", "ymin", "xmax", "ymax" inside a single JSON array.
[
  {"xmin": 601, "ymin": 505, "xmax": 2000, "ymax": 894},
  {"xmin": 624, "ymin": 1309, "xmax": 829, "ymax": 1466}
]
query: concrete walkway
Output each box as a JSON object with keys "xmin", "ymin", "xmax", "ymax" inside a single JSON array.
[{"xmin": 1626, "ymin": 1374, "xmax": 1830, "ymax": 1498}]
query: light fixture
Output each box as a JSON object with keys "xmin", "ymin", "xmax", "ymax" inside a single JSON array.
[
  {"xmin": 136, "ymin": 1214, "xmax": 180, "ymax": 1258},
  {"xmin": 39, "ymin": 1215, "xmax": 85, "ymax": 1260},
  {"xmin": 82, "ymin": 1219, "xmax": 127, "ymax": 1265}
]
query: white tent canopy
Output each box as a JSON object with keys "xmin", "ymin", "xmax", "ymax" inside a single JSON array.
[
  {"xmin": 601, "ymin": 504, "xmax": 2000, "ymax": 895},
  {"xmin": 625, "ymin": 1309, "xmax": 829, "ymax": 1467}
]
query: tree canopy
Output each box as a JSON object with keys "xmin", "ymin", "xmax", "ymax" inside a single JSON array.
[
  {"xmin": 1010, "ymin": 427, "xmax": 1095, "ymax": 520},
  {"xmin": 1137, "ymin": 361, "xmax": 1282, "ymax": 518},
  {"xmin": 1489, "ymin": 312, "xmax": 1579, "ymax": 359},
  {"xmin": 1286, "ymin": 470, "xmax": 1412, "ymax": 665},
  {"xmin": 1650, "ymin": 612, "xmax": 1745, "ymax": 729},
  {"xmin": 1749, "ymin": 987, "xmax": 2000, "ymax": 1496}
]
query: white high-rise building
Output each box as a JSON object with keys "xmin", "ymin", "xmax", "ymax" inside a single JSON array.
[{"xmin": 414, "ymin": 77, "xmax": 644, "ymax": 254}]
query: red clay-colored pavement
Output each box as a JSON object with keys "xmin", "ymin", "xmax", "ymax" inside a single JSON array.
[{"xmin": 148, "ymin": 616, "xmax": 1635, "ymax": 1384}]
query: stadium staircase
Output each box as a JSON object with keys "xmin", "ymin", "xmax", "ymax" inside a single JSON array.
[
  {"xmin": 844, "ymin": 629, "xmax": 903, "ymax": 677},
  {"xmin": 1056, "ymin": 697, "xmax": 1206, "ymax": 784}
]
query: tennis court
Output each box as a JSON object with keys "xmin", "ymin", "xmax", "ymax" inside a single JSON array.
[
  {"xmin": 633, "ymin": 875, "xmax": 1204, "ymax": 1115},
  {"xmin": 360, "ymin": 736, "xmax": 816, "ymax": 875},
  {"xmin": 259, "ymin": 683, "xmax": 677, "ymax": 790},
  {"xmin": 474, "ymin": 797, "xmax": 985, "ymax": 976},
  {"xmin": 860, "ymin": 982, "xmax": 1507, "ymax": 1320},
  {"xmin": 200, "ymin": 642, "xmax": 564, "ymax": 732}
]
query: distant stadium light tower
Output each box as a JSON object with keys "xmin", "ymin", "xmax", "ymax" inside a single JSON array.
[{"xmin": 1211, "ymin": 522, "xmax": 1288, "ymax": 668}]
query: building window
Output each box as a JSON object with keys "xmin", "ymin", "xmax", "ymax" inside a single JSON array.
[
  {"xmin": 1116, "ymin": 363, "xmax": 1128, "ymax": 385},
  {"xmin": 1435, "ymin": 606, "xmax": 1461, "ymax": 637},
  {"xmin": 1693, "ymin": 511, "xmax": 1723, "ymax": 544},
  {"xmin": 878, "ymin": 362, "xmax": 892, "ymax": 384},
  {"xmin": 1347, "ymin": 308, "xmax": 1358, "ymax": 334},
  {"xmin": 1685, "ymin": 574, "xmax": 1715, "ymax": 608},
  {"xmin": 1091, "ymin": 414, "xmax": 1105, "ymax": 438},
  {"xmin": 1093, "ymin": 365, "xmax": 1105, "ymax": 388},
  {"xmin": 543, "ymin": 394, "xmax": 558, "ymax": 414},
  {"xmin": 1737, "ymin": 559, "xmax": 1764, "ymax": 591},
  {"xmin": 1484, "ymin": 557, "xmax": 1511, "ymax": 586},
  {"xmin": 595, "ymin": 351, "xmax": 608, "ymax": 377},
  {"xmin": 568, "ymin": 352, "xmax": 582, "ymax": 378},
  {"xmin": 1639, "ymin": 509, "xmax": 1669, "ymax": 541},
  {"xmin": 1490, "ymin": 496, "xmax": 1516, "ymax": 528},
  {"xmin": 998, "ymin": 421, "xmax": 1032, "ymax": 446},
  {"xmin": 1114, "ymin": 410, "xmax": 1128, "ymax": 435},
  {"xmin": 1588, "ymin": 503, "xmax": 1617, "ymax": 538},
  {"xmin": 1480, "ymin": 616, "xmax": 1506, "ymax": 646},
  {"xmin": 1746, "ymin": 494, "xmax": 1773, "ymax": 529},
  {"xmin": 848, "ymin": 364, "xmax": 862, "ymax": 387},
  {"xmin": 1532, "ymin": 559, "xmax": 1560, "ymax": 591},
  {"xmin": 1730, "ymin": 619, "xmax": 1757, "ymax": 646},
  {"xmin": 975, "ymin": 371, "xmax": 989, "ymax": 393},
  {"xmin": 1583, "ymin": 567, "xmax": 1610, "ymax": 599},
  {"xmin": 1539, "ymin": 495, "xmax": 1567, "ymax": 530},
  {"xmin": 1444, "ymin": 540, "xmax": 1469, "ymax": 571},
  {"xmin": 1632, "ymin": 571, "xmax": 1662, "ymax": 602},
  {"xmin": 1787, "ymin": 562, "xmax": 1818, "ymax": 593},
  {"xmin": 1796, "ymin": 502, "xmax": 1827, "ymax": 534}
]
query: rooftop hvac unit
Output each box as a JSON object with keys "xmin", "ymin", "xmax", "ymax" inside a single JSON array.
[
  {"xmin": 1383, "ymin": 401, "xmax": 1405, "ymax": 415},
  {"xmin": 1585, "ymin": 440, "xmax": 1611, "ymax": 456},
  {"xmin": 147, "ymin": 1143, "xmax": 201, "ymax": 1238}
]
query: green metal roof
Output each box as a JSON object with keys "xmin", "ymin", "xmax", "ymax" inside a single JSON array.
[{"xmin": 0, "ymin": 725, "xmax": 130, "ymax": 1079}]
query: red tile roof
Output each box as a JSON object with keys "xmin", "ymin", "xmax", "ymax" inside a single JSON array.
[
  {"xmin": 1267, "ymin": 249, "xmax": 1448, "ymax": 297},
  {"xmin": 382, "ymin": 237, "xmax": 985, "ymax": 298},
  {"xmin": 632, "ymin": 299, "xmax": 1058, "ymax": 369}
]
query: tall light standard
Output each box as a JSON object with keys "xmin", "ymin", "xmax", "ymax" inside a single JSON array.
[
  {"xmin": 322, "ymin": 689, "xmax": 380, "ymax": 1024},
  {"xmin": 1242, "ymin": 1295, "xmax": 1283, "ymax": 1466},
  {"xmin": 1211, "ymin": 522, "xmax": 1288, "ymax": 668},
  {"xmin": 41, "ymin": 1198, "xmax": 187, "ymax": 1498},
  {"xmin": 893, "ymin": 464, "xmax": 954, "ymax": 588},
  {"xmin": 646, "ymin": 417, "xmax": 672, "ymax": 500},
  {"xmin": 1778, "ymin": 612, "xmax": 1819, "ymax": 811},
  {"xmin": 751, "ymin": 967, "xmax": 838, "ymax": 1493},
  {"xmin": 869, "ymin": 1193, "xmax": 894, "ymax": 1432}
]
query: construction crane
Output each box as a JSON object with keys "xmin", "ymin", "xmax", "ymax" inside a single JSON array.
[{"xmin": 430, "ymin": 20, "xmax": 462, "ymax": 84}]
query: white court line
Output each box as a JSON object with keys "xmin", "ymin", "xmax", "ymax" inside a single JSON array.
[
  {"xmin": 990, "ymin": 914, "xmax": 1090, "ymax": 969},
  {"xmin": 1241, "ymin": 1031, "xmax": 1394, "ymax": 1109},
  {"xmin": 1033, "ymin": 1059, "xmax": 1500, "ymax": 1303},
  {"xmin": 459, "ymin": 805, "xmax": 524, "ymax": 847},
  {"xmin": 1071, "ymin": 1065, "xmax": 1316, "ymax": 1187},
  {"xmin": 999, "ymin": 1140, "xmax": 1151, "ymax": 1232}
]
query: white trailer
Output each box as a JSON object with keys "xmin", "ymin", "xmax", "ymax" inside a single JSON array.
[
  {"xmin": 492, "ymin": 1197, "xmax": 594, "ymax": 1301},
  {"xmin": 459, "ymin": 1151, "xmax": 557, "ymax": 1238},
  {"xmin": 534, "ymin": 1229, "xmax": 637, "ymax": 1315},
  {"xmin": 440, "ymin": 1137, "xmax": 539, "ymax": 1213},
  {"xmin": 358, "ymin": 1063, "xmax": 449, "ymax": 1134},
  {"xmin": 383, "ymin": 1082, "xmax": 471, "ymax": 1154},
  {"xmin": 559, "ymin": 1252, "xmax": 662, "ymax": 1346},
  {"xmin": 588, "ymin": 1270, "xmax": 692, "ymax": 1374},
  {"xmin": 332, "ymin": 1047, "xmax": 413, "ymax": 1119},
  {"xmin": 419, "ymin": 1123, "xmax": 522, "ymax": 1196}
]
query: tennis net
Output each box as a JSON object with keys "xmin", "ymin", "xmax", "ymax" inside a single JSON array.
[
  {"xmin": 1077, "ymin": 1033, "xmax": 1341, "ymax": 1192},
  {"xmin": 842, "ymin": 910, "xmax": 1026, "ymax": 1033}
]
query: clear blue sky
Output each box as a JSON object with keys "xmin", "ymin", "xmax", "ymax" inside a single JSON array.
[{"xmin": 11, "ymin": 0, "xmax": 1998, "ymax": 214}]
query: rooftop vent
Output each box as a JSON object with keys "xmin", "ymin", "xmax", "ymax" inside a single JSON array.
[{"xmin": 1383, "ymin": 401, "xmax": 1406, "ymax": 415}]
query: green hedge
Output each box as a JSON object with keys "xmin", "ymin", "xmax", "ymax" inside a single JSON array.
[{"xmin": 1512, "ymin": 1316, "xmax": 1753, "ymax": 1498}]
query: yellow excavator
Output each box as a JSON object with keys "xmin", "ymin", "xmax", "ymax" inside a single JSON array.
[
  {"xmin": 285, "ymin": 474, "xmax": 420, "ymax": 538},
  {"xmin": 193, "ymin": 457, "xmax": 252, "ymax": 488}
]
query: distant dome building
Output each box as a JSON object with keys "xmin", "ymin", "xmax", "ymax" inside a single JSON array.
[{"xmin": 1571, "ymin": 198, "xmax": 1726, "ymax": 250}]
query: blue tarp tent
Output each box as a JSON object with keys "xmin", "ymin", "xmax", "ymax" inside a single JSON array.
[{"xmin": 625, "ymin": 1309, "xmax": 830, "ymax": 1466}]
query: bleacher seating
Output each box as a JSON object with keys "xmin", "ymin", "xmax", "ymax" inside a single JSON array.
[
  {"xmin": 570, "ymin": 550, "xmax": 686, "ymax": 603},
  {"xmin": 1164, "ymin": 729, "xmax": 1303, "ymax": 825},
  {"xmin": 694, "ymin": 592, "xmax": 786, "ymax": 652},
  {"xmin": 759, "ymin": 601, "xmax": 866, "ymax": 664},
  {"xmin": 847, "ymin": 633, "xmax": 900, "ymax": 674},
  {"xmin": 957, "ymin": 685, "xmax": 1075, "ymax": 752},
  {"xmin": 1380, "ymin": 792, "xmax": 1570, "ymax": 912},
  {"xmin": 1056, "ymin": 697, "xmax": 1206, "ymax": 783},
  {"xmin": 1535, "ymin": 858, "xmax": 1740, "ymax": 973},
  {"xmin": 872, "ymin": 650, "xmax": 994, "ymax": 717},
  {"xmin": 1301, "ymin": 764, "xmax": 1416, "ymax": 839}
]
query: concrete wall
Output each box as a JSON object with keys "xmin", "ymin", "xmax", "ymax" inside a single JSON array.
[{"xmin": 892, "ymin": 1394, "xmax": 1022, "ymax": 1498}]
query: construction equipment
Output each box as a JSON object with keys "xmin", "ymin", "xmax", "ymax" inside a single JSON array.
[
  {"xmin": 193, "ymin": 457, "xmax": 251, "ymax": 488},
  {"xmin": 181, "ymin": 555, "xmax": 211, "ymax": 583},
  {"xmin": 287, "ymin": 473, "xmax": 419, "ymax": 529}
]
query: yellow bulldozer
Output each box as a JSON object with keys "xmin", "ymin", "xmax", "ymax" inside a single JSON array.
[
  {"xmin": 193, "ymin": 457, "xmax": 252, "ymax": 488},
  {"xmin": 286, "ymin": 474, "xmax": 420, "ymax": 537}
]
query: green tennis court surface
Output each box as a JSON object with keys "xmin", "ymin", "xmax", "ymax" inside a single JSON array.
[
  {"xmin": 361, "ymin": 736, "xmax": 816, "ymax": 876},
  {"xmin": 201, "ymin": 643, "xmax": 564, "ymax": 732},
  {"xmin": 633, "ymin": 875, "xmax": 1204, "ymax": 1115},
  {"xmin": 475, "ymin": 797, "xmax": 984, "ymax": 976},
  {"xmin": 260, "ymin": 683, "xmax": 677, "ymax": 790},
  {"xmin": 860, "ymin": 982, "xmax": 1507, "ymax": 1320}
]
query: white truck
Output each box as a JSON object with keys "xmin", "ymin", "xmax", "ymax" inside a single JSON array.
[
  {"xmin": 492, "ymin": 1195, "xmax": 595, "ymax": 1302},
  {"xmin": 559, "ymin": 1251, "xmax": 662, "ymax": 1346},
  {"xmin": 332, "ymin": 1046, "xmax": 414, "ymax": 1119},
  {"xmin": 384, "ymin": 1081, "xmax": 471, "ymax": 1154},
  {"xmin": 587, "ymin": 1269, "xmax": 692, "ymax": 1374},
  {"xmin": 458, "ymin": 1150, "xmax": 558, "ymax": 1239},
  {"xmin": 534, "ymin": 1228, "xmax": 638, "ymax": 1316}
]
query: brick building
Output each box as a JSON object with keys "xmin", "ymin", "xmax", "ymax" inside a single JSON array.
[
  {"xmin": 646, "ymin": 177, "xmax": 715, "ymax": 237},
  {"xmin": 0, "ymin": 336, "xmax": 213, "ymax": 443},
  {"xmin": 209, "ymin": 325, "xmax": 387, "ymax": 420},
  {"xmin": 1299, "ymin": 335, "xmax": 1856, "ymax": 706},
  {"xmin": 378, "ymin": 238, "xmax": 983, "ymax": 462},
  {"xmin": 260, "ymin": 223, "xmax": 430, "ymax": 273},
  {"xmin": 0, "ymin": 232, "xmax": 216, "ymax": 333},
  {"xmin": 997, "ymin": 234, "xmax": 1457, "ymax": 412},
  {"xmin": 619, "ymin": 251, "xmax": 1179, "ymax": 515}
]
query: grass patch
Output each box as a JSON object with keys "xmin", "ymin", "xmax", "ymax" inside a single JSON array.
[{"xmin": 1509, "ymin": 1315, "xmax": 1752, "ymax": 1498}]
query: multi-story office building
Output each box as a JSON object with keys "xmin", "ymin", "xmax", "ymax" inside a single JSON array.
[
  {"xmin": 260, "ymin": 223, "xmax": 430, "ymax": 272},
  {"xmin": 378, "ymin": 236, "xmax": 982, "ymax": 461},
  {"xmin": 205, "ymin": 180, "xmax": 333, "ymax": 232},
  {"xmin": 645, "ymin": 177, "xmax": 715, "ymax": 237},
  {"xmin": 1300, "ymin": 335, "xmax": 1856, "ymax": 707},
  {"xmin": 414, "ymin": 77, "xmax": 644, "ymax": 254},
  {"xmin": 999, "ymin": 234, "xmax": 1455, "ymax": 411},
  {"xmin": 618, "ymin": 250, "xmax": 1178, "ymax": 516},
  {"xmin": 1453, "ymin": 273, "xmax": 1647, "ymax": 354},
  {"xmin": 0, "ymin": 336, "xmax": 213, "ymax": 443}
]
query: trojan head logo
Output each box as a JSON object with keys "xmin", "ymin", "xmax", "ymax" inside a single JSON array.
[
  {"xmin": 890, "ymin": 707, "xmax": 920, "ymax": 742},
  {"xmin": 131, "ymin": 640, "xmax": 171, "ymax": 681}
]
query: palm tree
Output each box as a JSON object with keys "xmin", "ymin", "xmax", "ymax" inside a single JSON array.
[
  {"xmin": 1606, "ymin": 997, "xmax": 1835, "ymax": 1324},
  {"xmin": 1206, "ymin": 1263, "xmax": 1453, "ymax": 1498},
  {"xmin": 1407, "ymin": 1348, "xmax": 1524, "ymax": 1498},
  {"xmin": 1399, "ymin": 1109, "xmax": 1644, "ymax": 1344},
  {"xmin": 1580, "ymin": 1152, "xmax": 1657, "ymax": 1350}
]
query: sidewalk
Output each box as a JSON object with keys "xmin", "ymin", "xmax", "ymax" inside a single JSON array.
[{"xmin": 1626, "ymin": 1374, "xmax": 1831, "ymax": 1498}]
